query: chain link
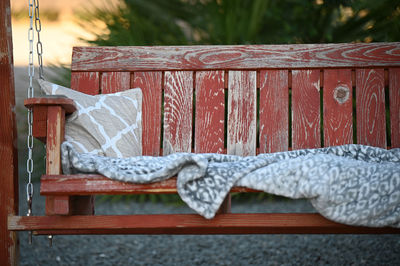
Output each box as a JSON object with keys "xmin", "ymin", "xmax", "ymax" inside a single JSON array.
[
  {"xmin": 34, "ymin": 0, "xmax": 44, "ymax": 79},
  {"xmin": 27, "ymin": 0, "xmax": 36, "ymax": 245},
  {"xmin": 27, "ymin": 0, "xmax": 35, "ymax": 209},
  {"xmin": 27, "ymin": 0, "xmax": 47, "ymax": 245}
]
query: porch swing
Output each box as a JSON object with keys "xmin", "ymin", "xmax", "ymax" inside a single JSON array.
[{"xmin": 5, "ymin": 0, "xmax": 400, "ymax": 250}]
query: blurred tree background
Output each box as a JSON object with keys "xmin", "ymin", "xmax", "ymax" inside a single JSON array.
[{"xmin": 78, "ymin": 0, "xmax": 399, "ymax": 46}]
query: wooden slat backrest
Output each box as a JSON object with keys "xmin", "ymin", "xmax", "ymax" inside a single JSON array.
[
  {"xmin": 71, "ymin": 43, "xmax": 400, "ymax": 156},
  {"xmin": 323, "ymin": 69, "xmax": 353, "ymax": 146},
  {"xmin": 389, "ymin": 68, "xmax": 400, "ymax": 148}
]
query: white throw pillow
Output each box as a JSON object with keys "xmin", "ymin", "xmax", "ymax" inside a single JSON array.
[{"xmin": 38, "ymin": 79, "xmax": 142, "ymax": 158}]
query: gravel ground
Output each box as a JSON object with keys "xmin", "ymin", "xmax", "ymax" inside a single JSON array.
[{"xmin": 18, "ymin": 182, "xmax": 400, "ymax": 266}]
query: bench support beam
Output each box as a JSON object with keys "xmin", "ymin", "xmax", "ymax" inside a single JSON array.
[
  {"xmin": 0, "ymin": 1, "xmax": 18, "ymax": 265},
  {"xmin": 8, "ymin": 214, "xmax": 400, "ymax": 235}
]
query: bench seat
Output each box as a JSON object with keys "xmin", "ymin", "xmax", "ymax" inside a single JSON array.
[{"xmin": 40, "ymin": 175, "xmax": 259, "ymax": 195}]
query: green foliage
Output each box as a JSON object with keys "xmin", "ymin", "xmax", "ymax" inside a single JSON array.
[{"xmin": 78, "ymin": 0, "xmax": 399, "ymax": 46}]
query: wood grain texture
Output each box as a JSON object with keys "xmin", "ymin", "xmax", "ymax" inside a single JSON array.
[
  {"xmin": 195, "ymin": 71, "xmax": 225, "ymax": 153},
  {"xmin": 71, "ymin": 72, "xmax": 100, "ymax": 95},
  {"xmin": 292, "ymin": 70, "xmax": 321, "ymax": 150},
  {"xmin": 356, "ymin": 69, "xmax": 386, "ymax": 148},
  {"xmin": 133, "ymin": 72, "xmax": 162, "ymax": 156},
  {"xmin": 259, "ymin": 70, "xmax": 289, "ymax": 153},
  {"xmin": 227, "ymin": 71, "xmax": 257, "ymax": 156},
  {"xmin": 40, "ymin": 175, "xmax": 259, "ymax": 195},
  {"xmin": 45, "ymin": 106, "xmax": 69, "ymax": 215},
  {"xmin": 0, "ymin": 1, "xmax": 18, "ymax": 264},
  {"xmin": 163, "ymin": 71, "xmax": 194, "ymax": 154},
  {"xmin": 71, "ymin": 43, "xmax": 400, "ymax": 71},
  {"xmin": 101, "ymin": 72, "xmax": 131, "ymax": 93},
  {"xmin": 323, "ymin": 69, "xmax": 353, "ymax": 146},
  {"xmin": 9, "ymin": 214, "xmax": 400, "ymax": 235},
  {"xmin": 46, "ymin": 106, "xmax": 65, "ymax": 176},
  {"xmin": 389, "ymin": 68, "xmax": 400, "ymax": 148}
]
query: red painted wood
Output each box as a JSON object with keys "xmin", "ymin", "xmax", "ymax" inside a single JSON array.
[
  {"xmin": 71, "ymin": 43, "xmax": 400, "ymax": 72},
  {"xmin": 40, "ymin": 175, "xmax": 259, "ymax": 195},
  {"xmin": 227, "ymin": 71, "xmax": 257, "ymax": 156},
  {"xmin": 292, "ymin": 70, "xmax": 321, "ymax": 150},
  {"xmin": 356, "ymin": 69, "xmax": 386, "ymax": 148},
  {"xmin": 26, "ymin": 98, "xmax": 76, "ymax": 142},
  {"xmin": 45, "ymin": 196, "xmax": 71, "ymax": 216},
  {"xmin": 46, "ymin": 107, "xmax": 65, "ymax": 176},
  {"xmin": 133, "ymin": 72, "xmax": 162, "ymax": 156},
  {"xmin": 31, "ymin": 106, "xmax": 47, "ymax": 141},
  {"xmin": 71, "ymin": 71, "xmax": 100, "ymax": 95},
  {"xmin": 389, "ymin": 68, "xmax": 400, "ymax": 148},
  {"xmin": 323, "ymin": 69, "xmax": 353, "ymax": 146},
  {"xmin": 45, "ymin": 106, "xmax": 69, "ymax": 215},
  {"xmin": 24, "ymin": 97, "xmax": 77, "ymax": 113},
  {"xmin": 0, "ymin": 1, "xmax": 18, "ymax": 263},
  {"xmin": 8, "ymin": 214, "xmax": 400, "ymax": 235},
  {"xmin": 18, "ymin": 43, "xmax": 400, "ymax": 240},
  {"xmin": 195, "ymin": 71, "xmax": 225, "ymax": 153},
  {"xmin": 259, "ymin": 70, "xmax": 289, "ymax": 153},
  {"xmin": 101, "ymin": 72, "xmax": 131, "ymax": 93},
  {"xmin": 163, "ymin": 71, "xmax": 193, "ymax": 154}
]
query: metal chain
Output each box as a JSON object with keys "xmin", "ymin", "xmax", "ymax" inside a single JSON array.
[
  {"xmin": 26, "ymin": 0, "xmax": 35, "ymax": 245},
  {"xmin": 34, "ymin": 0, "xmax": 44, "ymax": 79}
]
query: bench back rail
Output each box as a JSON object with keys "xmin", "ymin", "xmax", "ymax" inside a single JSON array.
[{"xmin": 71, "ymin": 43, "xmax": 400, "ymax": 156}]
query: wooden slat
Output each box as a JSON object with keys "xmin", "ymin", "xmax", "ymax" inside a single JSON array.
[
  {"xmin": 195, "ymin": 71, "xmax": 225, "ymax": 153},
  {"xmin": 71, "ymin": 43, "xmax": 400, "ymax": 71},
  {"xmin": 292, "ymin": 70, "xmax": 321, "ymax": 150},
  {"xmin": 323, "ymin": 69, "xmax": 353, "ymax": 146},
  {"xmin": 259, "ymin": 70, "xmax": 289, "ymax": 153},
  {"xmin": 227, "ymin": 71, "xmax": 257, "ymax": 156},
  {"xmin": 389, "ymin": 68, "xmax": 400, "ymax": 148},
  {"xmin": 133, "ymin": 72, "xmax": 162, "ymax": 156},
  {"xmin": 101, "ymin": 72, "xmax": 131, "ymax": 93},
  {"xmin": 45, "ymin": 106, "xmax": 68, "ymax": 215},
  {"xmin": 356, "ymin": 69, "xmax": 386, "ymax": 148},
  {"xmin": 71, "ymin": 71, "xmax": 100, "ymax": 95},
  {"xmin": 0, "ymin": 1, "xmax": 18, "ymax": 263},
  {"xmin": 40, "ymin": 175, "xmax": 259, "ymax": 195},
  {"xmin": 163, "ymin": 71, "xmax": 193, "ymax": 154},
  {"xmin": 46, "ymin": 106, "xmax": 65, "ymax": 176},
  {"xmin": 8, "ymin": 214, "xmax": 400, "ymax": 235}
]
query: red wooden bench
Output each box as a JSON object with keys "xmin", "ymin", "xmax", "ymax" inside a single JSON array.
[{"xmin": 8, "ymin": 43, "xmax": 400, "ymax": 235}]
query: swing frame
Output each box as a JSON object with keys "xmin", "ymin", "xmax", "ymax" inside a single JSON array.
[
  {"xmin": 2, "ymin": 1, "xmax": 400, "ymax": 265},
  {"xmin": 1, "ymin": 1, "xmax": 19, "ymax": 265}
]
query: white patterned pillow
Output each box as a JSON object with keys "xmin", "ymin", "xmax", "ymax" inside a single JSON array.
[{"xmin": 38, "ymin": 79, "xmax": 142, "ymax": 158}]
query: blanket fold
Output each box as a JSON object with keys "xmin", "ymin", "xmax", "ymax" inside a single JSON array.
[{"xmin": 61, "ymin": 142, "xmax": 400, "ymax": 228}]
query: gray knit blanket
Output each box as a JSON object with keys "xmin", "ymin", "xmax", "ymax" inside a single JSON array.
[{"xmin": 61, "ymin": 142, "xmax": 400, "ymax": 228}]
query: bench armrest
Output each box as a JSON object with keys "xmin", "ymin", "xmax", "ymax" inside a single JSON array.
[
  {"xmin": 24, "ymin": 96, "xmax": 76, "ymax": 113},
  {"xmin": 24, "ymin": 96, "xmax": 76, "ymax": 142},
  {"xmin": 24, "ymin": 97, "xmax": 94, "ymax": 215}
]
